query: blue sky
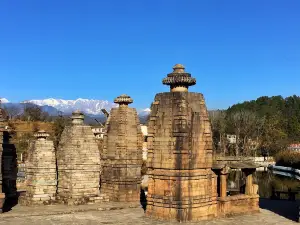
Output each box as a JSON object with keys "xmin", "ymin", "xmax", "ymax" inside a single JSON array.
[{"xmin": 0, "ymin": 0, "xmax": 299, "ymax": 109}]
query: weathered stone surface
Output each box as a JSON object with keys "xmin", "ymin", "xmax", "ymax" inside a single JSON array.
[
  {"xmin": 57, "ymin": 111, "xmax": 108, "ymax": 205},
  {"xmin": 217, "ymin": 194, "xmax": 259, "ymax": 217},
  {"xmin": 102, "ymin": 94, "xmax": 143, "ymax": 202},
  {"xmin": 0, "ymin": 204, "xmax": 296, "ymax": 225},
  {"xmin": 146, "ymin": 65, "xmax": 217, "ymax": 221},
  {"xmin": 20, "ymin": 130, "xmax": 57, "ymax": 205}
]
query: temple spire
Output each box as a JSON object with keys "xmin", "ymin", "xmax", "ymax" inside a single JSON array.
[
  {"xmin": 114, "ymin": 94, "xmax": 133, "ymax": 107},
  {"xmin": 34, "ymin": 130, "xmax": 50, "ymax": 140},
  {"xmin": 71, "ymin": 110, "xmax": 84, "ymax": 125},
  {"xmin": 162, "ymin": 64, "xmax": 196, "ymax": 92}
]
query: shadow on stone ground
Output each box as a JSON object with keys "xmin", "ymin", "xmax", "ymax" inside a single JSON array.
[
  {"xmin": 2, "ymin": 194, "xmax": 19, "ymax": 213},
  {"xmin": 259, "ymin": 198, "xmax": 299, "ymax": 222},
  {"xmin": 140, "ymin": 189, "xmax": 147, "ymax": 211}
]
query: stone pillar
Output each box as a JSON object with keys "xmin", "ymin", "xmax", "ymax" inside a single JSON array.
[
  {"xmin": 242, "ymin": 168, "xmax": 256, "ymax": 195},
  {"xmin": 20, "ymin": 130, "xmax": 57, "ymax": 205},
  {"xmin": 102, "ymin": 94, "xmax": 143, "ymax": 202},
  {"xmin": 57, "ymin": 111, "xmax": 108, "ymax": 205},
  {"xmin": 220, "ymin": 166, "xmax": 229, "ymax": 198},
  {"xmin": 146, "ymin": 64, "xmax": 217, "ymax": 222}
]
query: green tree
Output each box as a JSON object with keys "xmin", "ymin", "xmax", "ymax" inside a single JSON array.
[{"xmin": 52, "ymin": 116, "xmax": 71, "ymax": 149}]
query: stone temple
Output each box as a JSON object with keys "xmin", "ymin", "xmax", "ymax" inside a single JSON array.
[
  {"xmin": 56, "ymin": 110, "xmax": 107, "ymax": 205},
  {"xmin": 0, "ymin": 65, "xmax": 259, "ymax": 219},
  {"xmin": 20, "ymin": 130, "xmax": 57, "ymax": 205},
  {"xmin": 146, "ymin": 64, "xmax": 218, "ymax": 221},
  {"xmin": 101, "ymin": 94, "xmax": 143, "ymax": 202},
  {"xmin": 146, "ymin": 64, "xmax": 259, "ymax": 222}
]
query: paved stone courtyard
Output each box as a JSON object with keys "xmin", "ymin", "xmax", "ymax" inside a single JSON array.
[
  {"xmin": 0, "ymin": 208, "xmax": 297, "ymax": 225},
  {"xmin": 0, "ymin": 200, "xmax": 298, "ymax": 224}
]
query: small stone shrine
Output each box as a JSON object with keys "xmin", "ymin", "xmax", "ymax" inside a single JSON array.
[
  {"xmin": 102, "ymin": 94, "xmax": 143, "ymax": 202},
  {"xmin": 20, "ymin": 130, "xmax": 57, "ymax": 205},
  {"xmin": 57, "ymin": 110, "xmax": 107, "ymax": 205},
  {"xmin": 146, "ymin": 64, "xmax": 218, "ymax": 221}
]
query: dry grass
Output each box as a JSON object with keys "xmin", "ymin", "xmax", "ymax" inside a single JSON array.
[{"xmin": 10, "ymin": 120, "xmax": 54, "ymax": 135}]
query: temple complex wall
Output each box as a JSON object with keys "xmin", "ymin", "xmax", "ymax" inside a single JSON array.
[{"xmin": 217, "ymin": 195, "xmax": 259, "ymax": 217}]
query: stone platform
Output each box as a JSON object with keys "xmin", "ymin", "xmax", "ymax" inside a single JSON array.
[{"xmin": 0, "ymin": 200, "xmax": 297, "ymax": 224}]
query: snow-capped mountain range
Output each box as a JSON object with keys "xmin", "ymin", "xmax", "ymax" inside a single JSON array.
[
  {"xmin": 22, "ymin": 98, "xmax": 118, "ymax": 115},
  {"xmin": 0, "ymin": 98, "xmax": 9, "ymax": 104},
  {"xmin": 1, "ymin": 98, "xmax": 151, "ymax": 116}
]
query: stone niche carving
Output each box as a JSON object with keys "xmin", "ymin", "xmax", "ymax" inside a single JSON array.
[
  {"xmin": 57, "ymin": 111, "xmax": 108, "ymax": 205},
  {"xmin": 146, "ymin": 64, "xmax": 218, "ymax": 222},
  {"xmin": 101, "ymin": 94, "xmax": 143, "ymax": 202}
]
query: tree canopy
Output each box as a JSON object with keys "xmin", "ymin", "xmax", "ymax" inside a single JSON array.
[{"xmin": 210, "ymin": 95, "xmax": 300, "ymax": 156}]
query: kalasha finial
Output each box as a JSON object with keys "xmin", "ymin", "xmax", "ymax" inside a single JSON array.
[
  {"xmin": 162, "ymin": 64, "xmax": 196, "ymax": 92},
  {"xmin": 34, "ymin": 130, "xmax": 50, "ymax": 140},
  {"xmin": 114, "ymin": 94, "xmax": 133, "ymax": 106},
  {"xmin": 71, "ymin": 110, "xmax": 84, "ymax": 125}
]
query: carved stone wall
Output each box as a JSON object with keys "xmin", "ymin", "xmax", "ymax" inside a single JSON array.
[
  {"xmin": 217, "ymin": 195, "xmax": 259, "ymax": 217},
  {"xmin": 102, "ymin": 95, "xmax": 143, "ymax": 202},
  {"xmin": 20, "ymin": 131, "xmax": 57, "ymax": 205},
  {"xmin": 146, "ymin": 65, "xmax": 217, "ymax": 222},
  {"xmin": 57, "ymin": 111, "xmax": 108, "ymax": 205}
]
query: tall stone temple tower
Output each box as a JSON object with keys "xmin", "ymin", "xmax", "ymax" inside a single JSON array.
[
  {"xmin": 102, "ymin": 94, "xmax": 143, "ymax": 202},
  {"xmin": 20, "ymin": 130, "xmax": 57, "ymax": 205},
  {"xmin": 57, "ymin": 111, "xmax": 105, "ymax": 205},
  {"xmin": 146, "ymin": 64, "xmax": 218, "ymax": 221}
]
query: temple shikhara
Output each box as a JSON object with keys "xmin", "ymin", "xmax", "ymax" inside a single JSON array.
[
  {"xmin": 146, "ymin": 64, "xmax": 218, "ymax": 221},
  {"xmin": 0, "ymin": 64, "xmax": 259, "ymax": 222},
  {"xmin": 102, "ymin": 94, "xmax": 143, "ymax": 202},
  {"xmin": 56, "ymin": 110, "xmax": 108, "ymax": 205},
  {"xmin": 19, "ymin": 130, "xmax": 56, "ymax": 205},
  {"xmin": 146, "ymin": 64, "xmax": 259, "ymax": 221}
]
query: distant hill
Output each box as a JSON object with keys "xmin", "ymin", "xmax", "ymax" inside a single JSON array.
[{"xmin": 3, "ymin": 102, "xmax": 62, "ymax": 117}]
